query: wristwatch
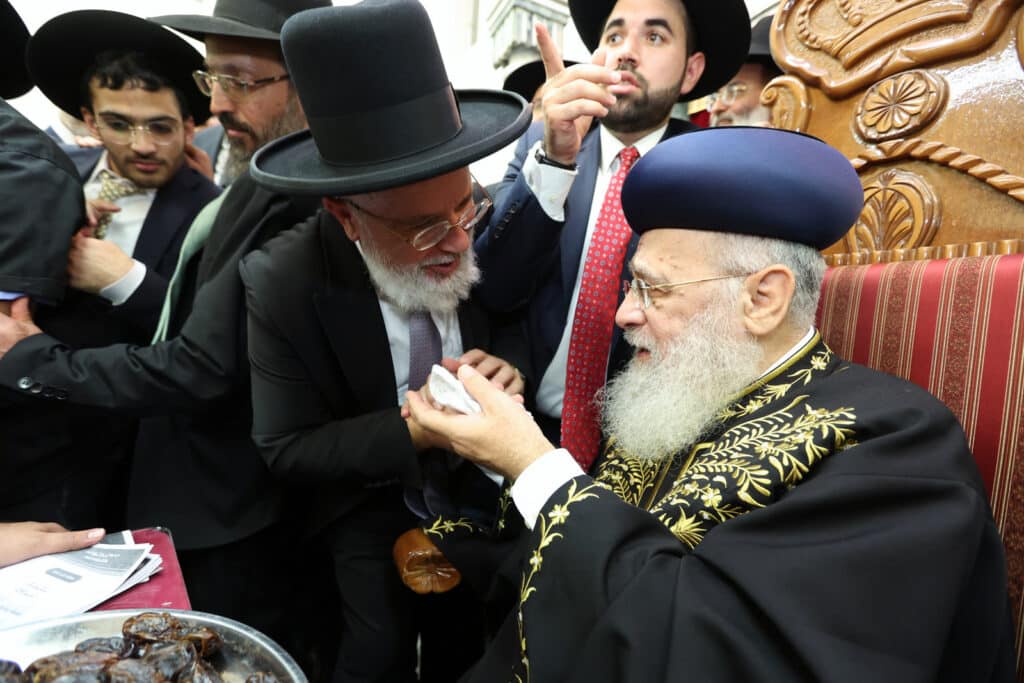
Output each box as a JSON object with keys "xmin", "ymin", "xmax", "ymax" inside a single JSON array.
[{"xmin": 534, "ymin": 147, "xmax": 577, "ymax": 171}]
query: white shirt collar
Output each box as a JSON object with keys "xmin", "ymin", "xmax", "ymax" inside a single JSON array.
[{"xmin": 598, "ymin": 123, "xmax": 669, "ymax": 173}]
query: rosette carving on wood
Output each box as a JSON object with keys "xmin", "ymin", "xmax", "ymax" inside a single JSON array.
[
  {"xmin": 761, "ymin": 75, "xmax": 813, "ymax": 132},
  {"xmin": 846, "ymin": 169, "xmax": 941, "ymax": 252},
  {"xmin": 855, "ymin": 70, "xmax": 947, "ymax": 142}
]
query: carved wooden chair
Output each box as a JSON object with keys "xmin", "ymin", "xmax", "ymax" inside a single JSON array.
[
  {"xmin": 762, "ymin": 0, "xmax": 1024, "ymax": 256},
  {"xmin": 817, "ymin": 247, "xmax": 1024, "ymax": 678}
]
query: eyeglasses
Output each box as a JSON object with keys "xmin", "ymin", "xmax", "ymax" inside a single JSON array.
[
  {"xmin": 706, "ymin": 83, "xmax": 749, "ymax": 109},
  {"xmin": 622, "ymin": 274, "xmax": 746, "ymax": 310},
  {"xmin": 348, "ymin": 197, "xmax": 493, "ymax": 251},
  {"xmin": 192, "ymin": 69, "xmax": 290, "ymax": 100},
  {"xmin": 95, "ymin": 118, "xmax": 181, "ymax": 146}
]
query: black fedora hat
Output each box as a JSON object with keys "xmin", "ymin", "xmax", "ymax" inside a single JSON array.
[
  {"xmin": 569, "ymin": 0, "xmax": 750, "ymax": 100},
  {"xmin": 152, "ymin": 0, "xmax": 331, "ymax": 42},
  {"xmin": 1, "ymin": 0, "xmax": 32, "ymax": 99},
  {"xmin": 26, "ymin": 10, "xmax": 210, "ymax": 122},
  {"xmin": 748, "ymin": 15, "xmax": 778, "ymax": 69},
  {"xmin": 502, "ymin": 58, "xmax": 578, "ymax": 103},
  {"xmin": 251, "ymin": 0, "xmax": 531, "ymax": 196}
]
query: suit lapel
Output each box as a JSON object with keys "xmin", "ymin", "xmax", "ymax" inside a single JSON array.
[
  {"xmin": 559, "ymin": 127, "xmax": 601, "ymax": 307},
  {"xmin": 313, "ymin": 214, "xmax": 398, "ymax": 412},
  {"xmin": 133, "ymin": 166, "xmax": 197, "ymax": 272}
]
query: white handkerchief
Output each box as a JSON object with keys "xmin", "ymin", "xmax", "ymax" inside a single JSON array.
[{"xmin": 428, "ymin": 364, "xmax": 481, "ymax": 414}]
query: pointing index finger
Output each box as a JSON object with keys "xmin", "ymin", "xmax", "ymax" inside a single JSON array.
[{"xmin": 536, "ymin": 22, "xmax": 565, "ymax": 80}]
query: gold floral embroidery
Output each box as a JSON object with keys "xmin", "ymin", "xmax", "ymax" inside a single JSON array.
[
  {"xmin": 593, "ymin": 438, "xmax": 665, "ymax": 506},
  {"xmin": 719, "ymin": 347, "xmax": 834, "ymax": 421},
  {"xmin": 422, "ymin": 516, "xmax": 475, "ymax": 539},
  {"xmin": 655, "ymin": 395, "xmax": 856, "ymax": 548},
  {"xmin": 516, "ymin": 480, "xmax": 601, "ymax": 682},
  {"xmin": 496, "ymin": 483, "xmax": 514, "ymax": 533}
]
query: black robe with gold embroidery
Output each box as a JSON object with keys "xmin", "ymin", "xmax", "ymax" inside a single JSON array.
[{"xmin": 464, "ymin": 335, "xmax": 1016, "ymax": 682}]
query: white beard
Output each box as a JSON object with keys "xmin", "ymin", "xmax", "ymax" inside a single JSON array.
[
  {"xmin": 711, "ymin": 104, "xmax": 773, "ymax": 128},
  {"xmin": 600, "ymin": 301, "xmax": 765, "ymax": 462},
  {"xmin": 358, "ymin": 232, "xmax": 480, "ymax": 314}
]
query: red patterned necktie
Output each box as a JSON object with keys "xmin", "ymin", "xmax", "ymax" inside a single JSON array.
[{"xmin": 561, "ymin": 145, "xmax": 640, "ymax": 470}]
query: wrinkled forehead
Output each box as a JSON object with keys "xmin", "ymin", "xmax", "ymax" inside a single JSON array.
[
  {"xmin": 203, "ymin": 34, "xmax": 285, "ymax": 70},
  {"xmin": 605, "ymin": 0, "xmax": 691, "ymax": 37},
  {"xmin": 633, "ymin": 228, "xmax": 715, "ymax": 276}
]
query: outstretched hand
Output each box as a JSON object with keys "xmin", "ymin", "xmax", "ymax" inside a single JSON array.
[
  {"xmin": 0, "ymin": 297, "xmax": 42, "ymax": 359},
  {"xmin": 0, "ymin": 522, "xmax": 105, "ymax": 568},
  {"xmin": 405, "ymin": 364, "xmax": 553, "ymax": 480}
]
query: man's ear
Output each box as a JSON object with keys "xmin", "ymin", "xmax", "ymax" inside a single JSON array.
[
  {"xmin": 183, "ymin": 117, "xmax": 196, "ymax": 145},
  {"xmin": 81, "ymin": 107, "xmax": 99, "ymax": 138},
  {"xmin": 679, "ymin": 51, "xmax": 706, "ymax": 98},
  {"xmin": 322, "ymin": 196, "xmax": 360, "ymax": 242},
  {"xmin": 740, "ymin": 264, "xmax": 795, "ymax": 338}
]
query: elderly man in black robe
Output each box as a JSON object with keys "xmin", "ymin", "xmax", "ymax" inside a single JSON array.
[{"xmin": 406, "ymin": 127, "xmax": 1016, "ymax": 682}]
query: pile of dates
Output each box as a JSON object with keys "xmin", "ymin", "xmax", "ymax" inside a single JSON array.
[{"xmin": 0, "ymin": 612, "xmax": 279, "ymax": 683}]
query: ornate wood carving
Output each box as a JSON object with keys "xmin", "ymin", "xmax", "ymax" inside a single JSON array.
[
  {"xmin": 851, "ymin": 138, "xmax": 1024, "ymax": 203},
  {"xmin": 847, "ymin": 169, "xmax": 941, "ymax": 253},
  {"xmin": 1018, "ymin": 9, "xmax": 1024, "ymax": 68},
  {"xmin": 774, "ymin": 0, "xmax": 1020, "ymax": 98},
  {"xmin": 854, "ymin": 70, "xmax": 947, "ymax": 142},
  {"xmin": 761, "ymin": 75, "xmax": 813, "ymax": 132}
]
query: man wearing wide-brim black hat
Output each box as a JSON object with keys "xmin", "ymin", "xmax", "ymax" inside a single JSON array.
[
  {"xmin": 241, "ymin": 0, "xmax": 531, "ymax": 679},
  {"xmin": 152, "ymin": 0, "xmax": 328, "ymax": 187},
  {"xmin": 709, "ymin": 15, "xmax": 784, "ymax": 127},
  {"xmin": 0, "ymin": 0, "xmax": 326, "ymax": 663},
  {"xmin": 473, "ymin": 0, "xmax": 752, "ymax": 474}
]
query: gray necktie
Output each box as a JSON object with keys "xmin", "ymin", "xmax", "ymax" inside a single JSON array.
[
  {"xmin": 151, "ymin": 193, "xmax": 226, "ymax": 343},
  {"xmin": 405, "ymin": 310, "xmax": 444, "ymax": 520},
  {"xmin": 407, "ymin": 310, "xmax": 441, "ymax": 390}
]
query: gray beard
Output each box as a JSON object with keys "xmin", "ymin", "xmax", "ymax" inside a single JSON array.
[
  {"xmin": 358, "ymin": 232, "xmax": 480, "ymax": 314},
  {"xmin": 224, "ymin": 96, "xmax": 306, "ymax": 184},
  {"xmin": 711, "ymin": 104, "xmax": 773, "ymax": 128},
  {"xmin": 600, "ymin": 302, "xmax": 765, "ymax": 462}
]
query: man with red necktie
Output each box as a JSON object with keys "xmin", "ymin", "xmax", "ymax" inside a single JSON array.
[{"xmin": 476, "ymin": 0, "xmax": 751, "ymax": 470}]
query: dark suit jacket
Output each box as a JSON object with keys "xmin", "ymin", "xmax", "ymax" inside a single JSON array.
[
  {"xmin": 475, "ymin": 118, "xmax": 696, "ymax": 410},
  {"xmin": 240, "ymin": 210, "xmax": 528, "ymax": 535},
  {"xmin": 0, "ymin": 173, "xmax": 321, "ymax": 548},
  {"xmin": 48, "ymin": 147, "xmax": 220, "ymax": 344}
]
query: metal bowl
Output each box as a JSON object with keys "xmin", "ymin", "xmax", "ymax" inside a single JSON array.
[{"xmin": 0, "ymin": 609, "xmax": 307, "ymax": 683}]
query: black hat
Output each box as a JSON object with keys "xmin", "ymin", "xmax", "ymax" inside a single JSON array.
[
  {"xmin": 747, "ymin": 15, "xmax": 778, "ymax": 69},
  {"xmin": 1, "ymin": 0, "xmax": 32, "ymax": 99},
  {"xmin": 569, "ymin": 0, "xmax": 751, "ymax": 100},
  {"xmin": 251, "ymin": 0, "xmax": 531, "ymax": 196},
  {"xmin": 502, "ymin": 59, "xmax": 578, "ymax": 104},
  {"xmin": 622, "ymin": 127, "xmax": 863, "ymax": 250},
  {"xmin": 152, "ymin": 0, "xmax": 332, "ymax": 42},
  {"xmin": 26, "ymin": 10, "xmax": 210, "ymax": 122}
]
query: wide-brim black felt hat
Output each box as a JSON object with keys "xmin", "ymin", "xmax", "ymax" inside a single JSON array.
[
  {"xmin": 1, "ymin": 0, "xmax": 32, "ymax": 99},
  {"xmin": 251, "ymin": 0, "xmax": 531, "ymax": 196},
  {"xmin": 748, "ymin": 15, "xmax": 778, "ymax": 69},
  {"xmin": 26, "ymin": 10, "xmax": 210, "ymax": 122},
  {"xmin": 569, "ymin": 0, "xmax": 751, "ymax": 100},
  {"xmin": 152, "ymin": 0, "xmax": 331, "ymax": 42},
  {"xmin": 502, "ymin": 59, "xmax": 578, "ymax": 103}
]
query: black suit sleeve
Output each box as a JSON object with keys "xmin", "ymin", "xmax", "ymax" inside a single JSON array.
[
  {"xmin": 105, "ymin": 266, "xmax": 168, "ymax": 340},
  {"xmin": 474, "ymin": 124, "xmax": 566, "ymax": 313},
  {"xmin": 240, "ymin": 253, "xmax": 420, "ymax": 487},
  {"xmin": 0, "ymin": 237, "xmax": 244, "ymax": 415}
]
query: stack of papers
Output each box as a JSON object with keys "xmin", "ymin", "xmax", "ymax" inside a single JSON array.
[{"xmin": 0, "ymin": 530, "xmax": 162, "ymax": 630}]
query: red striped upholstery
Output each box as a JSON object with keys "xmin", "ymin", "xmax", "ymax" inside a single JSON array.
[{"xmin": 818, "ymin": 254, "xmax": 1024, "ymax": 676}]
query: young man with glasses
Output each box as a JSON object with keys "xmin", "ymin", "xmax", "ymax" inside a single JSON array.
[{"xmin": 0, "ymin": 12, "xmax": 220, "ymax": 533}]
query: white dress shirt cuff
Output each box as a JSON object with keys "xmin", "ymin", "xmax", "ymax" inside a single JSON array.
[
  {"xmin": 512, "ymin": 448, "xmax": 585, "ymax": 529},
  {"xmin": 98, "ymin": 260, "xmax": 147, "ymax": 305},
  {"xmin": 522, "ymin": 141, "xmax": 577, "ymax": 221}
]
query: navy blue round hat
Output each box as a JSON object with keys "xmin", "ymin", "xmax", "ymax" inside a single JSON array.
[{"xmin": 621, "ymin": 127, "xmax": 863, "ymax": 250}]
